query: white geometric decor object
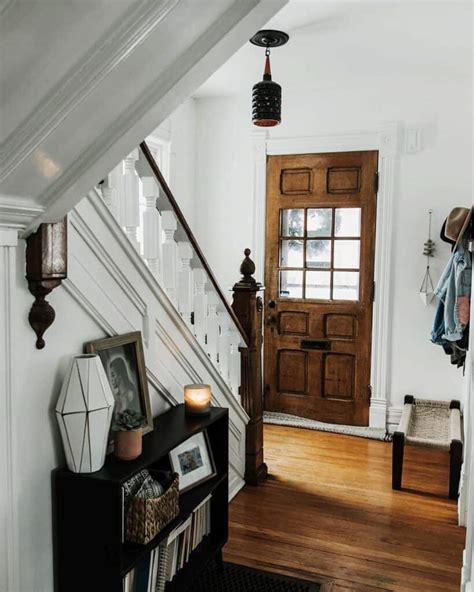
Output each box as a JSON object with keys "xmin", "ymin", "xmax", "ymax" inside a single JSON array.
[
  {"xmin": 55, "ymin": 354, "xmax": 115, "ymax": 473},
  {"xmin": 419, "ymin": 287, "xmax": 435, "ymax": 306}
]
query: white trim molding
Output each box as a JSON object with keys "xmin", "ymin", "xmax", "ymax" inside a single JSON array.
[
  {"xmin": 387, "ymin": 406, "xmax": 403, "ymax": 433},
  {"xmin": 0, "ymin": 228, "xmax": 20, "ymax": 592},
  {"xmin": 460, "ymin": 278, "xmax": 474, "ymax": 590},
  {"xmin": 63, "ymin": 193, "xmax": 249, "ymax": 501},
  {"xmin": 253, "ymin": 123, "xmax": 401, "ymax": 429},
  {"xmin": 0, "ymin": 197, "xmax": 45, "ymax": 230}
]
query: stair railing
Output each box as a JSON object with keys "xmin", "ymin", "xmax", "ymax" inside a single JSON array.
[
  {"xmin": 98, "ymin": 141, "xmax": 267, "ymax": 484},
  {"xmin": 99, "ymin": 141, "xmax": 248, "ymax": 396}
]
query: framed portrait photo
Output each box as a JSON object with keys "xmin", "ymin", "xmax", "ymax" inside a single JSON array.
[
  {"xmin": 169, "ymin": 431, "xmax": 216, "ymax": 493},
  {"xmin": 84, "ymin": 331, "xmax": 153, "ymax": 436}
]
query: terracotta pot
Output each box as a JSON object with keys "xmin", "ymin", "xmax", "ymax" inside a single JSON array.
[{"xmin": 114, "ymin": 429, "xmax": 142, "ymax": 461}]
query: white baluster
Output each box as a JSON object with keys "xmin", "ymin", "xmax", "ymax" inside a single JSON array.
[
  {"xmin": 229, "ymin": 328, "xmax": 241, "ymax": 399},
  {"xmin": 161, "ymin": 211, "xmax": 178, "ymax": 305},
  {"xmin": 177, "ymin": 241, "xmax": 194, "ymax": 326},
  {"xmin": 119, "ymin": 149, "xmax": 140, "ymax": 252},
  {"xmin": 100, "ymin": 173, "xmax": 119, "ymax": 220},
  {"xmin": 218, "ymin": 317, "xmax": 230, "ymax": 382},
  {"xmin": 142, "ymin": 177, "xmax": 162, "ymax": 281},
  {"xmin": 206, "ymin": 292, "xmax": 220, "ymax": 364},
  {"xmin": 193, "ymin": 268, "xmax": 208, "ymax": 347}
]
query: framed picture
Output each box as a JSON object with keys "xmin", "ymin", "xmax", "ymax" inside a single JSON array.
[
  {"xmin": 169, "ymin": 431, "xmax": 216, "ymax": 493},
  {"xmin": 85, "ymin": 331, "xmax": 153, "ymax": 436}
]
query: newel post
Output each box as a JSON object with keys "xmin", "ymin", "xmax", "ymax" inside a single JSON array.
[{"xmin": 232, "ymin": 249, "xmax": 268, "ymax": 485}]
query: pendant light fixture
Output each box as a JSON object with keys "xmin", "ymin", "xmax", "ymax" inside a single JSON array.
[{"xmin": 250, "ymin": 29, "xmax": 289, "ymax": 127}]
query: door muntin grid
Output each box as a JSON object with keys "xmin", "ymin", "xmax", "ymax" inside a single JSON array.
[{"xmin": 279, "ymin": 207, "xmax": 361, "ymax": 301}]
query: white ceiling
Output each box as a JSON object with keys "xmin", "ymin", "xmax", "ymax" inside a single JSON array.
[{"xmin": 194, "ymin": 0, "xmax": 472, "ymax": 98}]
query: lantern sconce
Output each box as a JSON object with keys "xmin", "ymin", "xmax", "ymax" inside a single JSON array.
[{"xmin": 250, "ymin": 29, "xmax": 289, "ymax": 127}]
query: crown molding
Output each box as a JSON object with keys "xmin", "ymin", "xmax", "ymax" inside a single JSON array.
[
  {"xmin": 0, "ymin": 197, "xmax": 44, "ymax": 231},
  {"xmin": 0, "ymin": 0, "xmax": 180, "ymax": 183},
  {"xmin": 266, "ymin": 122, "xmax": 402, "ymax": 158}
]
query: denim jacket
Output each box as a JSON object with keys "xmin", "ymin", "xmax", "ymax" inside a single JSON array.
[{"xmin": 432, "ymin": 238, "xmax": 471, "ymax": 342}]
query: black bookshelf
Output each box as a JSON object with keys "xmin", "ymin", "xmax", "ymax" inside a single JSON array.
[{"xmin": 53, "ymin": 405, "xmax": 229, "ymax": 592}]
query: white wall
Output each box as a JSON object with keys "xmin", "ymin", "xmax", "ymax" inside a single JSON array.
[
  {"xmin": 194, "ymin": 97, "xmax": 255, "ymax": 291},
  {"xmin": 169, "ymin": 4, "xmax": 472, "ymax": 413},
  {"xmin": 168, "ymin": 99, "xmax": 197, "ymax": 228},
  {"xmin": 0, "ymin": 191, "xmax": 249, "ymax": 591},
  {"xmin": 190, "ymin": 81, "xmax": 470, "ymax": 410},
  {"xmin": 0, "ymin": 237, "xmax": 169, "ymax": 592}
]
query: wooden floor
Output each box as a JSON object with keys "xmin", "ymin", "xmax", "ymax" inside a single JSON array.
[{"xmin": 224, "ymin": 425, "xmax": 465, "ymax": 592}]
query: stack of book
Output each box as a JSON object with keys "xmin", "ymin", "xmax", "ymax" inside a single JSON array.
[{"xmin": 123, "ymin": 494, "xmax": 212, "ymax": 592}]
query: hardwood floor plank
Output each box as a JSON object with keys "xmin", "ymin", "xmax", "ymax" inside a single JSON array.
[{"xmin": 225, "ymin": 425, "xmax": 465, "ymax": 591}]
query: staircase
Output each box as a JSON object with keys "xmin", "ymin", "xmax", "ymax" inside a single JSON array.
[
  {"xmin": 0, "ymin": 4, "xmax": 287, "ymax": 588},
  {"xmin": 67, "ymin": 141, "xmax": 251, "ymax": 498}
]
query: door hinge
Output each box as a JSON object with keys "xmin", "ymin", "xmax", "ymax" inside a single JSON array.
[
  {"xmin": 368, "ymin": 385, "xmax": 372, "ymax": 400},
  {"xmin": 264, "ymin": 384, "xmax": 270, "ymax": 404},
  {"xmin": 371, "ymin": 281, "xmax": 376, "ymax": 302},
  {"xmin": 374, "ymin": 171, "xmax": 379, "ymax": 193}
]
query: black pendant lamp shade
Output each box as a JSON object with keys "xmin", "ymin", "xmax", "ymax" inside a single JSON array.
[{"xmin": 250, "ymin": 30, "xmax": 289, "ymax": 127}]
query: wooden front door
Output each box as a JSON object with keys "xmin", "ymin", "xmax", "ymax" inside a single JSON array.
[{"xmin": 264, "ymin": 151, "xmax": 378, "ymax": 426}]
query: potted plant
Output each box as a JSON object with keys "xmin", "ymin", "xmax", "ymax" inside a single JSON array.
[{"xmin": 112, "ymin": 409, "xmax": 146, "ymax": 461}]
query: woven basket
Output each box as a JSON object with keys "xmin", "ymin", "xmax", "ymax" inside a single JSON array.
[{"xmin": 125, "ymin": 471, "xmax": 179, "ymax": 544}]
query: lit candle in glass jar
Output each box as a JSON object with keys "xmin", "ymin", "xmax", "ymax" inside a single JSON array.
[{"xmin": 184, "ymin": 384, "xmax": 212, "ymax": 416}]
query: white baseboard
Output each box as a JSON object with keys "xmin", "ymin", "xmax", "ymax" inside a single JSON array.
[
  {"xmin": 387, "ymin": 406, "xmax": 403, "ymax": 433},
  {"xmin": 369, "ymin": 398, "xmax": 387, "ymax": 429},
  {"xmin": 461, "ymin": 548, "xmax": 472, "ymax": 592},
  {"xmin": 229, "ymin": 472, "xmax": 245, "ymax": 502}
]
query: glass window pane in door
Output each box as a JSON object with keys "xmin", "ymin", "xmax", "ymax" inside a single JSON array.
[
  {"xmin": 335, "ymin": 208, "xmax": 361, "ymax": 237},
  {"xmin": 280, "ymin": 209, "xmax": 304, "ymax": 237},
  {"xmin": 280, "ymin": 240, "xmax": 304, "ymax": 268},
  {"xmin": 307, "ymin": 208, "xmax": 332, "ymax": 237},
  {"xmin": 280, "ymin": 270, "xmax": 303, "ymax": 298},
  {"xmin": 333, "ymin": 271, "xmax": 359, "ymax": 300},
  {"xmin": 306, "ymin": 271, "xmax": 331, "ymax": 299},
  {"xmin": 334, "ymin": 240, "xmax": 360, "ymax": 269},
  {"xmin": 306, "ymin": 240, "xmax": 331, "ymax": 268}
]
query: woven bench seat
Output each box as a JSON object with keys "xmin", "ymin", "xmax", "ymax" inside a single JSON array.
[{"xmin": 392, "ymin": 396, "xmax": 463, "ymax": 499}]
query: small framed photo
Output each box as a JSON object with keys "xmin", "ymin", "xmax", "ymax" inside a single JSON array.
[
  {"xmin": 169, "ymin": 431, "xmax": 216, "ymax": 493},
  {"xmin": 84, "ymin": 331, "xmax": 153, "ymax": 436}
]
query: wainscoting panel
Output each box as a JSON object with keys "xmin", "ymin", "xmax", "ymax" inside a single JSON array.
[{"xmin": 70, "ymin": 193, "xmax": 248, "ymax": 498}]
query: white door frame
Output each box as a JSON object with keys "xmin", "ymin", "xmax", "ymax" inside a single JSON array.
[{"xmin": 253, "ymin": 123, "xmax": 400, "ymax": 429}]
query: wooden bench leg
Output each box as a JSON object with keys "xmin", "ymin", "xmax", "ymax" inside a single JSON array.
[
  {"xmin": 392, "ymin": 432, "xmax": 405, "ymax": 490},
  {"xmin": 449, "ymin": 439, "xmax": 463, "ymax": 500}
]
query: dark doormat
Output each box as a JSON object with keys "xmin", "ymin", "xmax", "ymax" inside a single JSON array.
[{"xmin": 185, "ymin": 560, "xmax": 321, "ymax": 591}]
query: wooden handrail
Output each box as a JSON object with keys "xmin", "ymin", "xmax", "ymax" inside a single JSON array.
[{"xmin": 140, "ymin": 141, "xmax": 249, "ymax": 347}]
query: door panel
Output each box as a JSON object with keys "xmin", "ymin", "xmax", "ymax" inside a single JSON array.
[{"xmin": 264, "ymin": 151, "xmax": 378, "ymax": 426}]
